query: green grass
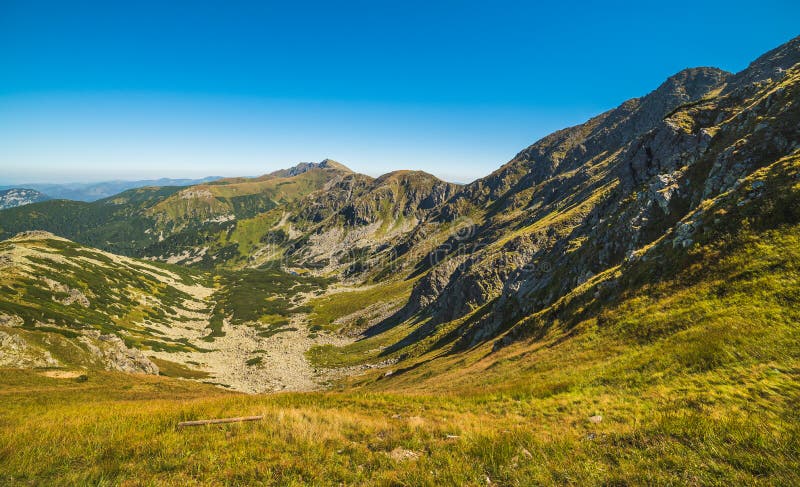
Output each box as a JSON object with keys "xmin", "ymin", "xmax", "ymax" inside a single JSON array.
[
  {"xmin": 0, "ymin": 367, "xmax": 797, "ymax": 486},
  {"xmin": 284, "ymin": 159, "xmax": 800, "ymax": 484},
  {"xmin": 0, "ymin": 236, "xmax": 214, "ymax": 363},
  {"xmin": 307, "ymin": 278, "xmax": 415, "ymax": 330},
  {"xmin": 3, "ymin": 205, "xmax": 800, "ymax": 484},
  {"xmin": 245, "ymin": 356, "xmax": 263, "ymax": 366},
  {"xmin": 256, "ymin": 321, "xmax": 298, "ymax": 338},
  {"xmin": 205, "ymin": 268, "xmax": 330, "ymax": 339},
  {"xmin": 149, "ymin": 356, "xmax": 210, "ymax": 379},
  {"xmin": 225, "ymin": 210, "xmax": 283, "ymax": 261},
  {"xmin": 307, "ymin": 320, "xmax": 416, "ymax": 368}
]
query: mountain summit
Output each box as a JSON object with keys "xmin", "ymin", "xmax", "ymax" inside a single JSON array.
[{"xmin": 268, "ymin": 159, "xmax": 353, "ymax": 178}]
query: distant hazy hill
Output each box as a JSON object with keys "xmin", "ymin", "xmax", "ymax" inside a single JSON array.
[
  {"xmin": 0, "ymin": 176, "xmax": 222, "ymax": 202},
  {"xmin": 0, "ymin": 188, "xmax": 50, "ymax": 210}
]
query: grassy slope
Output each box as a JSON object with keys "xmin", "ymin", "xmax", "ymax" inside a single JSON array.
[
  {"xmin": 0, "ymin": 187, "xmax": 183, "ymax": 255},
  {"xmin": 147, "ymin": 168, "xmax": 336, "ymax": 223},
  {"xmin": 0, "ymin": 168, "xmax": 342, "ymax": 268},
  {"xmin": 307, "ymin": 278, "xmax": 416, "ymax": 330},
  {"xmin": 304, "ymin": 277, "xmax": 420, "ymax": 367},
  {"xmin": 205, "ymin": 268, "xmax": 331, "ymax": 339},
  {"xmin": 1, "ymin": 332, "xmax": 798, "ymax": 486},
  {"xmin": 0, "ymin": 234, "xmax": 213, "ymax": 361},
  {"xmin": 2, "ymin": 159, "xmax": 799, "ymax": 484}
]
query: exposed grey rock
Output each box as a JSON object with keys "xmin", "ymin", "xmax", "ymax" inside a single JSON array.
[
  {"xmin": 269, "ymin": 159, "xmax": 353, "ymax": 178},
  {"xmin": 648, "ymin": 173, "xmax": 681, "ymax": 213},
  {"xmin": 0, "ymin": 330, "xmax": 61, "ymax": 368},
  {"xmin": 397, "ymin": 35, "xmax": 800, "ymax": 351},
  {"xmin": 63, "ymin": 289, "xmax": 90, "ymax": 308},
  {"xmin": 79, "ymin": 331, "xmax": 159, "ymax": 375},
  {"xmin": 723, "ymin": 35, "xmax": 800, "ymax": 95},
  {"xmin": 402, "ymin": 254, "xmax": 470, "ymax": 317},
  {"xmin": 0, "ymin": 314, "xmax": 23, "ymax": 327}
]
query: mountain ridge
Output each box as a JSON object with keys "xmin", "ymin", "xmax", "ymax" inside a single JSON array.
[
  {"xmin": 383, "ymin": 36, "xmax": 800, "ymax": 353},
  {"xmin": 0, "ymin": 176, "xmax": 223, "ymax": 202},
  {"xmin": 1, "ymin": 34, "xmax": 799, "ymax": 388}
]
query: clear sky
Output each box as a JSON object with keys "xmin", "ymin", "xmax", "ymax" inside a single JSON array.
[{"xmin": 1, "ymin": 1, "xmax": 798, "ymax": 184}]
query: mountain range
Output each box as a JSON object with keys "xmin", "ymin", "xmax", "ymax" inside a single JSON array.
[
  {"xmin": 1, "ymin": 35, "xmax": 799, "ymax": 485},
  {"xmin": 0, "ymin": 176, "xmax": 222, "ymax": 203}
]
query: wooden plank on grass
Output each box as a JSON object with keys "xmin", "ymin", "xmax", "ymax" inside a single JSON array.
[{"xmin": 177, "ymin": 415, "xmax": 264, "ymax": 428}]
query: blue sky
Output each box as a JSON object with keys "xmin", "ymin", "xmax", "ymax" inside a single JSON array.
[{"xmin": 1, "ymin": 1, "xmax": 798, "ymax": 184}]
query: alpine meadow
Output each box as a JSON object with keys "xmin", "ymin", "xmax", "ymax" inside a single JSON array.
[{"xmin": 1, "ymin": 4, "xmax": 800, "ymax": 486}]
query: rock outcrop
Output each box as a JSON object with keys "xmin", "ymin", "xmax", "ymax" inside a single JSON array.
[
  {"xmin": 0, "ymin": 330, "xmax": 61, "ymax": 368},
  {"xmin": 79, "ymin": 331, "xmax": 159, "ymax": 375},
  {"xmin": 397, "ymin": 35, "xmax": 800, "ymax": 349}
]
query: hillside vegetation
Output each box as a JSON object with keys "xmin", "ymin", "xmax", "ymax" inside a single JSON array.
[
  {"xmin": 0, "ymin": 231, "xmax": 213, "ymax": 373},
  {"xmin": 1, "ymin": 35, "xmax": 800, "ymax": 485},
  {"xmin": 3, "ymin": 181, "xmax": 798, "ymax": 483}
]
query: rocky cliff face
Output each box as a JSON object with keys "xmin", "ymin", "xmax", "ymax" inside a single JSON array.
[
  {"xmin": 279, "ymin": 170, "xmax": 460, "ymax": 276},
  {"xmin": 397, "ymin": 35, "xmax": 800, "ymax": 349},
  {"xmin": 293, "ymin": 170, "xmax": 458, "ymax": 228}
]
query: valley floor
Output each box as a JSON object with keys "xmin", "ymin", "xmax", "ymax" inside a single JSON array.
[
  {"xmin": 0, "ymin": 232, "xmax": 385, "ymax": 394},
  {"xmin": 150, "ymin": 315, "xmax": 355, "ymax": 393}
]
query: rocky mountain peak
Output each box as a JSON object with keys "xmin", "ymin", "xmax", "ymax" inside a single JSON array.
[
  {"xmin": 374, "ymin": 170, "xmax": 443, "ymax": 185},
  {"xmin": 278, "ymin": 159, "xmax": 353, "ymax": 178},
  {"xmin": 647, "ymin": 66, "xmax": 731, "ymax": 106},
  {"xmin": 605, "ymin": 66, "xmax": 730, "ymax": 139},
  {"xmin": 725, "ymin": 34, "xmax": 800, "ymax": 93},
  {"xmin": 431, "ymin": 65, "xmax": 731, "ymax": 222},
  {"xmin": 318, "ymin": 158, "xmax": 352, "ymax": 171},
  {"xmin": 658, "ymin": 67, "xmax": 730, "ymax": 95},
  {"xmin": 399, "ymin": 36, "xmax": 800, "ymax": 346}
]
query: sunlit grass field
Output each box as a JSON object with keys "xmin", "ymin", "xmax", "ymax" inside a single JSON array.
[{"xmin": 1, "ymin": 358, "xmax": 798, "ymax": 486}]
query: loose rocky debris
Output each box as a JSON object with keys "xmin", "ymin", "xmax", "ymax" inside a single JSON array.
[
  {"xmin": 0, "ymin": 314, "xmax": 23, "ymax": 327},
  {"xmin": 147, "ymin": 308, "xmax": 357, "ymax": 393},
  {"xmin": 387, "ymin": 447, "xmax": 421, "ymax": 462},
  {"xmin": 79, "ymin": 331, "xmax": 160, "ymax": 375},
  {"xmin": 0, "ymin": 322, "xmax": 160, "ymax": 375},
  {"xmin": 0, "ymin": 330, "xmax": 60, "ymax": 368},
  {"xmin": 43, "ymin": 278, "xmax": 90, "ymax": 307}
]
